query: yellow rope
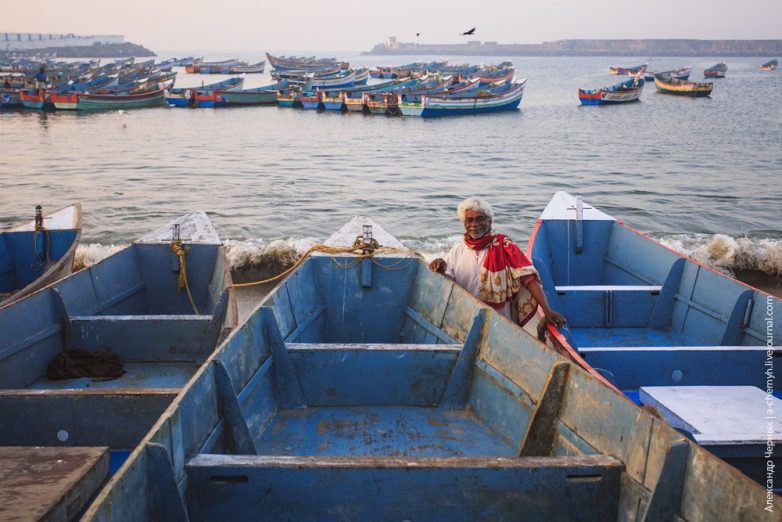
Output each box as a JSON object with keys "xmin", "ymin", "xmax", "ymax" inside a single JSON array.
[
  {"xmin": 170, "ymin": 241, "xmax": 200, "ymax": 314},
  {"xmin": 229, "ymin": 240, "xmax": 421, "ymax": 289}
]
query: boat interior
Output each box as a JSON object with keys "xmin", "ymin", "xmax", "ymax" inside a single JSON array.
[
  {"xmin": 0, "ymin": 228, "xmax": 79, "ymax": 295},
  {"xmin": 0, "ymin": 238, "xmax": 232, "ymax": 462},
  {"xmin": 85, "ymin": 245, "xmax": 767, "ymax": 521},
  {"xmin": 531, "ymin": 215, "xmax": 777, "ymax": 392}
]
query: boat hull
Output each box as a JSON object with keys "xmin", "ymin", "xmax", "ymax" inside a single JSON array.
[{"xmin": 76, "ymin": 90, "xmax": 167, "ymax": 111}]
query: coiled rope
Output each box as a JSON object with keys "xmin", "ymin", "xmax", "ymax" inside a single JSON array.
[{"xmin": 171, "ymin": 240, "xmax": 200, "ymax": 314}]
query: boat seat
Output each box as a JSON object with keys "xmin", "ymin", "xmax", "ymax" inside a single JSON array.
[
  {"xmin": 184, "ymin": 453, "xmax": 624, "ymax": 521},
  {"xmin": 554, "ymin": 286, "xmax": 662, "ymax": 328},
  {"xmin": 579, "ymin": 345, "xmax": 771, "ymax": 389}
]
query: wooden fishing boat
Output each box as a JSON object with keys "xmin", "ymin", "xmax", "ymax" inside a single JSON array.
[
  {"xmin": 367, "ymin": 77, "xmax": 452, "ymax": 116},
  {"xmin": 579, "ymin": 77, "xmax": 644, "ymax": 105},
  {"xmin": 229, "ymin": 61, "xmax": 266, "ymax": 74},
  {"xmin": 266, "ymin": 53, "xmax": 343, "ymax": 71},
  {"xmin": 703, "ymin": 62, "xmax": 727, "ymax": 78},
  {"xmin": 474, "ymin": 67, "xmax": 514, "ymax": 86},
  {"xmin": 0, "ymin": 88, "xmax": 23, "ymax": 109},
  {"xmin": 400, "ymin": 80, "xmax": 526, "ymax": 118},
  {"xmin": 528, "ymin": 192, "xmax": 781, "ymax": 487},
  {"xmin": 654, "ymin": 73, "xmax": 712, "ymax": 97},
  {"xmin": 300, "ymin": 90, "xmax": 323, "ymax": 110},
  {"xmin": 304, "ymin": 69, "xmax": 356, "ymax": 90},
  {"xmin": 276, "ymin": 87, "xmax": 302, "ymax": 108},
  {"xmin": 342, "ymin": 78, "xmax": 420, "ymax": 113},
  {"xmin": 761, "ymin": 59, "xmax": 778, "ymax": 71},
  {"xmin": 1, "ymin": 204, "xmax": 81, "ymax": 308},
  {"xmin": 219, "ymin": 81, "xmax": 288, "ymax": 106},
  {"xmin": 19, "ymin": 89, "xmax": 50, "ymax": 110},
  {"xmin": 82, "ymin": 216, "xmax": 773, "ymax": 521},
  {"xmin": 609, "ymin": 63, "xmax": 647, "ymax": 76},
  {"xmin": 72, "ymin": 87, "xmax": 168, "ymax": 111},
  {"xmin": 165, "ymin": 77, "xmax": 244, "ymax": 107},
  {"xmin": 0, "ymin": 212, "xmax": 237, "ymax": 513}
]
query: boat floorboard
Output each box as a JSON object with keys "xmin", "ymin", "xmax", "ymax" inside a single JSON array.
[
  {"xmin": 259, "ymin": 406, "xmax": 514, "ymax": 457},
  {"xmin": 28, "ymin": 362, "xmax": 200, "ymax": 390},
  {"xmin": 571, "ymin": 327, "xmax": 687, "ymax": 348}
]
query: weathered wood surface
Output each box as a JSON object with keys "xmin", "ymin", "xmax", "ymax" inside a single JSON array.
[{"xmin": 0, "ymin": 446, "xmax": 109, "ymax": 522}]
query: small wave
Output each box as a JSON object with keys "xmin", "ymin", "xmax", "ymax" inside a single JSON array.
[
  {"xmin": 657, "ymin": 233, "xmax": 782, "ymax": 278},
  {"xmin": 74, "ymin": 243, "xmax": 126, "ymax": 270}
]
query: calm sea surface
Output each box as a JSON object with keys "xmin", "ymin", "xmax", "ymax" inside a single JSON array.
[{"xmin": 1, "ymin": 53, "xmax": 780, "ymax": 282}]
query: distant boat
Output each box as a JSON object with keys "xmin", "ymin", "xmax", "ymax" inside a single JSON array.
[
  {"xmin": 52, "ymin": 88, "xmax": 168, "ymax": 111},
  {"xmin": 0, "ymin": 204, "xmax": 81, "ymax": 308},
  {"xmin": 578, "ymin": 77, "xmax": 644, "ymax": 105},
  {"xmin": 218, "ymin": 81, "xmax": 288, "ymax": 106},
  {"xmin": 266, "ymin": 53, "xmax": 345, "ymax": 71},
  {"xmin": 703, "ymin": 62, "xmax": 727, "ymax": 78},
  {"xmin": 399, "ymin": 80, "xmax": 525, "ymax": 117},
  {"xmin": 165, "ymin": 77, "xmax": 245, "ymax": 107},
  {"xmin": 609, "ymin": 63, "xmax": 647, "ymax": 76},
  {"xmin": 654, "ymin": 72, "xmax": 713, "ymax": 97},
  {"xmin": 761, "ymin": 59, "xmax": 778, "ymax": 71}
]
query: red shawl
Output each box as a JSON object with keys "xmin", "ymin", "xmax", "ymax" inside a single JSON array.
[{"xmin": 465, "ymin": 233, "xmax": 539, "ymax": 325}]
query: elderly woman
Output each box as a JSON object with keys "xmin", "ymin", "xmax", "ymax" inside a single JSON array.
[{"xmin": 429, "ymin": 197, "xmax": 565, "ymax": 328}]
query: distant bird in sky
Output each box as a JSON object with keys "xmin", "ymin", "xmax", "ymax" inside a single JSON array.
[
  {"xmin": 416, "ymin": 33, "xmax": 421, "ymax": 36},
  {"xmin": 461, "ymin": 27, "xmax": 476, "ymax": 36}
]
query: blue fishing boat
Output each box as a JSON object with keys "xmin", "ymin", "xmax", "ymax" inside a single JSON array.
[
  {"xmin": 579, "ymin": 77, "xmax": 644, "ymax": 105},
  {"xmin": 400, "ymin": 80, "xmax": 525, "ymax": 118},
  {"xmin": 1, "ymin": 204, "xmax": 81, "ymax": 308},
  {"xmin": 165, "ymin": 77, "xmax": 244, "ymax": 107},
  {"xmin": 528, "ymin": 192, "xmax": 781, "ymax": 487},
  {"xmin": 82, "ymin": 216, "xmax": 771, "ymax": 520},
  {"xmin": 704, "ymin": 62, "xmax": 727, "ymax": 78},
  {"xmin": 218, "ymin": 80, "xmax": 289, "ymax": 106},
  {"xmin": 0, "ymin": 211, "xmax": 236, "ymax": 507}
]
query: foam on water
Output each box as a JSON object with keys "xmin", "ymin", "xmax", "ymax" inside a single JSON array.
[{"xmin": 75, "ymin": 233, "xmax": 782, "ymax": 282}]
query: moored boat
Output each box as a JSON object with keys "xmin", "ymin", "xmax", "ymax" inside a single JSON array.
[
  {"xmin": 219, "ymin": 81, "xmax": 288, "ymax": 106},
  {"xmin": 1, "ymin": 204, "xmax": 81, "ymax": 308},
  {"xmin": 761, "ymin": 59, "xmax": 778, "ymax": 71},
  {"xmin": 73, "ymin": 88, "xmax": 167, "ymax": 111},
  {"xmin": 165, "ymin": 77, "xmax": 244, "ymax": 107},
  {"xmin": 400, "ymin": 80, "xmax": 526, "ymax": 117},
  {"xmin": 609, "ymin": 63, "xmax": 647, "ymax": 76},
  {"xmin": 654, "ymin": 72, "xmax": 712, "ymax": 97},
  {"xmin": 0, "ymin": 211, "xmax": 237, "ymax": 498},
  {"xmin": 703, "ymin": 62, "xmax": 727, "ymax": 78},
  {"xmin": 528, "ymin": 191, "xmax": 781, "ymax": 487},
  {"xmin": 81, "ymin": 216, "xmax": 774, "ymax": 521},
  {"xmin": 578, "ymin": 77, "xmax": 644, "ymax": 105}
]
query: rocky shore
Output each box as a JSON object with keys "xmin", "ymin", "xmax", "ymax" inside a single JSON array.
[{"xmin": 0, "ymin": 42, "xmax": 155, "ymax": 58}]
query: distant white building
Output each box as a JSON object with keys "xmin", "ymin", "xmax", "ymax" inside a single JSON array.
[
  {"xmin": 384, "ymin": 36, "xmax": 399, "ymax": 50},
  {"xmin": 1, "ymin": 33, "xmax": 124, "ymax": 51}
]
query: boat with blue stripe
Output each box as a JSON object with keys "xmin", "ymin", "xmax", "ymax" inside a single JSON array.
[
  {"xmin": 528, "ymin": 191, "xmax": 781, "ymax": 488},
  {"xmin": 578, "ymin": 77, "xmax": 644, "ymax": 105}
]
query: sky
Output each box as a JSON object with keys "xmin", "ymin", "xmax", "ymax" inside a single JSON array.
[{"xmin": 3, "ymin": 0, "xmax": 781, "ymax": 53}]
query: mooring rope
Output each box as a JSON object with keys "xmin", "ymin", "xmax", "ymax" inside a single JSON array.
[{"xmin": 171, "ymin": 240, "xmax": 200, "ymax": 314}]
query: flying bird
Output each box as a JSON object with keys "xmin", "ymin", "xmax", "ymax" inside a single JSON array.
[
  {"xmin": 416, "ymin": 33, "xmax": 421, "ymax": 37},
  {"xmin": 461, "ymin": 27, "xmax": 476, "ymax": 36}
]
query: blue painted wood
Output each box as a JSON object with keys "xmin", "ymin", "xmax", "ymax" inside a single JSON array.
[
  {"xmin": 287, "ymin": 345, "xmax": 459, "ymax": 406},
  {"xmin": 214, "ymin": 360, "xmax": 257, "ymax": 455},
  {"xmin": 0, "ymin": 230, "xmax": 78, "ymax": 291},
  {"xmin": 404, "ymin": 307, "xmax": 458, "ymax": 344},
  {"xmin": 67, "ymin": 316, "xmax": 211, "ymax": 360},
  {"xmin": 721, "ymin": 290, "xmax": 755, "ymax": 345},
  {"xmin": 580, "ymin": 347, "xmax": 769, "ymax": 389},
  {"xmin": 360, "ymin": 258, "xmax": 372, "ymax": 288},
  {"xmin": 185, "ymin": 454, "xmax": 623, "ymax": 522},
  {"xmin": 641, "ymin": 440, "xmax": 689, "ymax": 521},
  {"xmin": 262, "ymin": 307, "xmax": 306, "ymax": 408},
  {"xmin": 440, "ymin": 309, "xmax": 488, "ymax": 408},
  {"xmin": 145, "ymin": 443, "xmax": 190, "ymax": 522},
  {"xmin": 0, "ymin": 390, "xmax": 176, "ymax": 448},
  {"xmin": 649, "ymin": 258, "xmax": 685, "ymax": 328},
  {"xmin": 520, "ymin": 362, "xmax": 571, "ymax": 456}
]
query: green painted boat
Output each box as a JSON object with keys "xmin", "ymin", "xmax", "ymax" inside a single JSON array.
[{"xmin": 75, "ymin": 88, "xmax": 167, "ymax": 111}]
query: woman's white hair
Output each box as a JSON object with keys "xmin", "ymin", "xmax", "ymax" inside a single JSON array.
[{"xmin": 457, "ymin": 197, "xmax": 494, "ymax": 223}]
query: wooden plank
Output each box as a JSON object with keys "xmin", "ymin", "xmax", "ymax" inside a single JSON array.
[
  {"xmin": 556, "ymin": 285, "xmax": 662, "ymax": 292},
  {"xmin": 145, "ymin": 443, "xmax": 189, "ymax": 522},
  {"xmin": 440, "ymin": 309, "xmax": 488, "ymax": 408},
  {"xmin": 0, "ymin": 446, "xmax": 109, "ymax": 522},
  {"xmin": 641, "ymin": 440, "xmax": 689, "ymax": 522},
  {"xmin": 404, "ymin": 307, "xmax": 459, "ymax": 344},
  {"xmin": 214, "ymin": 360, "xmax": 257, "ymax": 455},
  {"xmin": 520, "ymin": 362, "xmax": 571, "ymax": 456},
  {"xmin": 262, "ymin": 307, "xmax": 306, "ymax": 408},
  {"xmin": 185, "ymin": 454, "xmax": 623, "ymax": 522}
]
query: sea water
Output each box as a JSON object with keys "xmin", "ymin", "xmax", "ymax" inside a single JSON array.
[{"xmin": 1, "ymin": 54, "xmax": 780, "ymax": 292}]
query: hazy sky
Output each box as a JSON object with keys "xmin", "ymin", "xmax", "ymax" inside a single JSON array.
[{"xmin": 4, "ymin": 0, "xmax": 781, "ymax": 53}]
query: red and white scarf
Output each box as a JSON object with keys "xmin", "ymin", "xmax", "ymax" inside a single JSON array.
[{"xmin": 464, "ymin": 233, "xmax": 539, "ymax": 325}]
